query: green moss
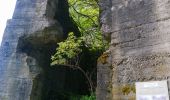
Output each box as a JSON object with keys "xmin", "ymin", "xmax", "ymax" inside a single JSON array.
[
  {"xmin": 106, "ymin": 82, "xmax": 112, "ymax": 93},
  {"xmin": 121, "ymin": 85, "xmax": 136, "ymax": 95},
  {"xmin": 98, "ymin": 52, "xmax": 109, "ymax": 64}
]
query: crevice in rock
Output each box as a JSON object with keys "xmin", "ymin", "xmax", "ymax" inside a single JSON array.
[{"xmin": 46, "ymin": 0, "xmax": 80, "ymax": 37}]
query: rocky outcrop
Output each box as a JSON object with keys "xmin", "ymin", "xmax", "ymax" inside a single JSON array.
[
  {"xmin": 97, "ymin": 0, "xmax": 170, "ymax": 99},
  {"xmin": 0, "ymin": 0, "xmax": 81, "ymax": 100}
]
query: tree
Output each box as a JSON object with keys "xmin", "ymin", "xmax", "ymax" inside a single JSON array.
[
  {"xmin": 51, "ymin": 0, "xmax": 108, "ymax": 93},
  {"xmin": 51, "ymin": 32, "xmax": 94, "ymax": 92},
  {"xmin": 68, "ymin": 0, "xmax": 106, "ymax": 51}
]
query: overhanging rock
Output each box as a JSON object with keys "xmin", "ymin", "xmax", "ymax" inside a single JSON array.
[{"xmin": 0, "ymin": 0, "xmax": 79, "ymax": 99}]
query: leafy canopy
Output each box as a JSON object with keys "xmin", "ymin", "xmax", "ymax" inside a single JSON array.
[
  {"xmin": 51, "ymin": 32, "xmax": 83, "ymax": 65},
  {"xmin": 51, "ymin": 0, "xmax": 107, "ymax": 65},
  {"xmin": 68, "ymin": 0, "xmax": 105, "ymax": 51},
  {"xmin": 51, "ymin": 0, "xmax": 107, "ymax": 95}
]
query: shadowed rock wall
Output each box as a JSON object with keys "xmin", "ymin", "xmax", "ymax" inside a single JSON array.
[
  {"xmin": 97, "ymin": 0, "xmax": 170, "ymax": 99},
  {"xmin": 0, "ymin": 0, "xmax": 81, "ymax": 100}
]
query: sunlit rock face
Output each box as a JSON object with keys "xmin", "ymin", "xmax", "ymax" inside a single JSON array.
[
  {"xmin": 0, "ymin": 0, "xmax": 80, "ymax": 100},
  {"xmin": 97, "ymin": 0, "xmax": 170, "ymax": 99}
]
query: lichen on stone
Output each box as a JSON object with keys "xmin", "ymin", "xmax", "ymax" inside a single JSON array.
[
  {"xmin": 98, "ymin": 52, "xmax": 110, "ymax": 64},
  {"xmin": 121, "ymin": 85, "xmax": 136, "ymax": 95}
]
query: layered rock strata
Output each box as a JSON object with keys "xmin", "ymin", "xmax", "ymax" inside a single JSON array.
[
  {"xmin": 97, "ymin": 0, "xmax": 170, "ymax": 99},
  {"xmin": 0, "ymin": 0, "xmax": 80, "ymax": 100}
]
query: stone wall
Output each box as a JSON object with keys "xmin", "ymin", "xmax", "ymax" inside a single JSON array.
[
  {"xmin": 97, "ymin": 0, "xmax": 170, "ymax": 99},
  {"xmin": 0, "ymin": 0, "xmax": 80, "ymax": 100}
]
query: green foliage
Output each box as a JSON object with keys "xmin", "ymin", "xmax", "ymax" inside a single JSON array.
[
  {"xmin": 69, "ymin": 93, "xmax": 96, "ymax": 100},
  {"xmin": 80, "ymin": 93, "xmax": 96, "ymax": 100},
  {"xmin": 68, "ymin": 0, "xmax": 107, "ymax": 51},
  {"xmin": 51, "ymin": 0, "xmax": 108, "ymax": 95},
  {"xmin": 51, "ymin": 0, "xmax": 108, "ymax": 66},
  {"xmin": 51, "ymin": 32, "xmax": 83, "ymax": 65}
]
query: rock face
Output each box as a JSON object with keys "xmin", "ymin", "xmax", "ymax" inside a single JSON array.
[
  {"xmin": 0, "ymin": 0, "xmax": 81, "ymax": 100},
  {"xmin": 97, "ymin": 0, "xmax": 170, "ymax": 99}
]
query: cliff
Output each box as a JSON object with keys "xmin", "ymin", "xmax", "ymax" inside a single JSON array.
[
  {"xmin": 2, "ymin": 0, "xmax": 170, "ymax": 100},
  {"xmin": 97, "ymin": 0, "xmax": 170, "ymax": 99},
  {"xmin": 0, "ymin": 0, "xmax": 81, "ymax": 100}
]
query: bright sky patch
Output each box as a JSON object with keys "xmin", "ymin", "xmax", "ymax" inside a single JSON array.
[{"xmin": 0, "ymin": 0, "xmax": 17, "ymax": 44}]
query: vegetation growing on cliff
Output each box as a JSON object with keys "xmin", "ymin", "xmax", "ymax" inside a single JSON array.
[
  {"xmin": 68, "ymin": 0, "xmax": 107, "ymax": 51},
  {"xmin": 51, "ymin": 0, "xmax": 107, "ymax": 99}
]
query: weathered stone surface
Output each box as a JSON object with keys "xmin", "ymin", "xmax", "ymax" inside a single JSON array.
[
  {"xmin": 97, "ymin": 51, "xmax": 112, "ymax": 100},
  {"xmin": 0, "ymin": 0, "xmax": 80, "ymax": 100},
  {"xmin": 98, "ymin": 0, "xmax": 170, "ymax": 99}
]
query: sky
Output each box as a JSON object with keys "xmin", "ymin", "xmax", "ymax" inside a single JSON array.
[{"xmin": 0, "ymin": 0, "xmax": 17, "ymax": 44}]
